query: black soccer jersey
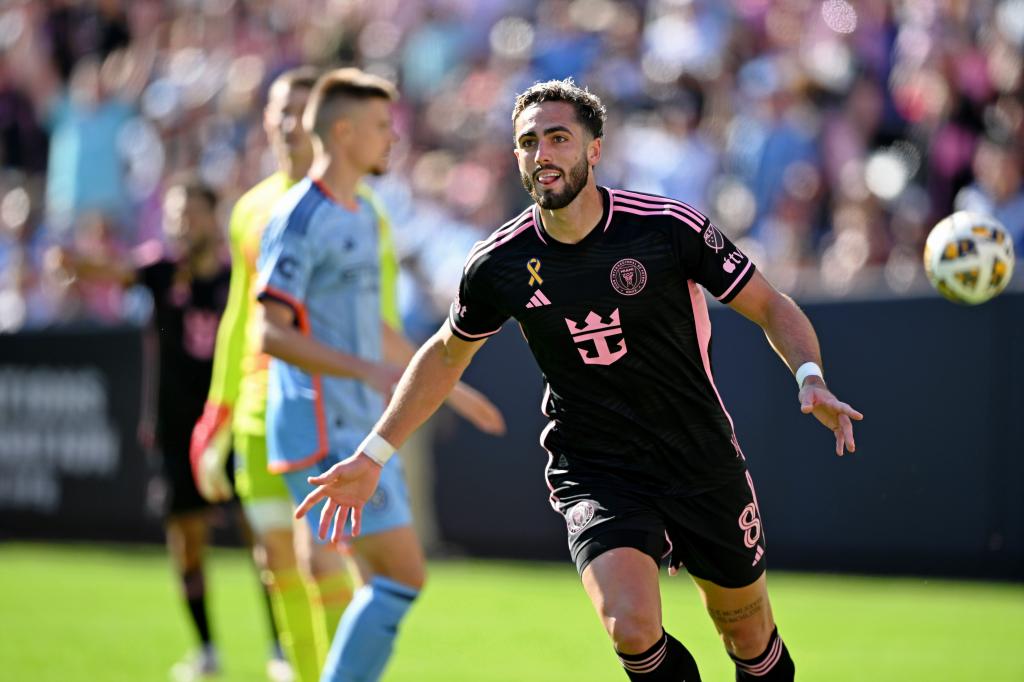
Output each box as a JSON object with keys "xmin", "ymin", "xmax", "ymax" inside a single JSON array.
[
  {"xmin": 449, "ymin": 187, "xmax": 757, "ymax": 496},
  {"xmin": 138, "ymin": 258, "xmax": 230, "ymax": 453}
]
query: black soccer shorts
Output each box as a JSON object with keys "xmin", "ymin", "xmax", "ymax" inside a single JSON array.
[{"xmin": 551, "ymin": 469, "xmax": 768, "ymax": 588}]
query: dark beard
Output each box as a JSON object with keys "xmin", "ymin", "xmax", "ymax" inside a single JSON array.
[{"xmin": 521, "ymin": 155, "xmax": 589, "ymax": 210}]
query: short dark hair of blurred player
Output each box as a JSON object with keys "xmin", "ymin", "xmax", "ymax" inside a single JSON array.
[
  {"xmin": 295, "ymin": 78, "xmax": 863, "ymax": 682},
  {"xmin": 53, "ymin": 177, "xmax": 287, "ymax": 679}
]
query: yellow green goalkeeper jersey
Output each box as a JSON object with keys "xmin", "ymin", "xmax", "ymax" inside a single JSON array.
[{"xmin": 206, "ymin": 172, "xmax": 402, "ymax": 436}]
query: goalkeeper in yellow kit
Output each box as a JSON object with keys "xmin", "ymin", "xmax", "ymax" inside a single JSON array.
[
  {"xmin": 190, "ymin": 67, "xmax": 505, "ymax": 682},
  {"xmin": 190, "ymin": 67, "xmax": 343, "ymax": 682}
]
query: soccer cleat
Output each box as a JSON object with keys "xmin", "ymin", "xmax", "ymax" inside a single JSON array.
[
  {"xmin": 266, "ymin": 655, "xmax": 295, "ymax": 682},
  {"xmin": 169, "ymin": 646, "xmax": 220, "ymax": 681}
]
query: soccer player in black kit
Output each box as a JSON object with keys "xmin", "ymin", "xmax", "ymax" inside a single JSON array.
[
  {"xmin": 294, "ymin": 79, "xmax": 864, "ymax": 681},
  {"xmin": 57, "ymin": 177, "xmax": 290, "ymax": 679}
]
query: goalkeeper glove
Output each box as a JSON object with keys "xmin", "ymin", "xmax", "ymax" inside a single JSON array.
[{"xmin": 190, "ymin": 402, "xmax": 233, "ymax": 502}]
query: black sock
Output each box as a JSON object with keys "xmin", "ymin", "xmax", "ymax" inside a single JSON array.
[
  {"xmin": 182, "ymin": 568, "xmax": 211, "ymax": 645},
  {"xmin": 731, "ymin": 627, "xmax": 794, "ymax": 680},
  {"xmin": 617, "ymin": 630, "xmax": 702, "ymax": 681},
  {"xmin": 258, "ymin": 576, "xmax": 282, "ymax": 652}
]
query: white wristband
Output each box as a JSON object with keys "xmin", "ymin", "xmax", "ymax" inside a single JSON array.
[
  {"xmin": 795, "ymin": 362, "xmax": 823, "ymax": 387},
  {"xmin": 358, "ymin": 431, "xmax": 395, "ymax": 467}
]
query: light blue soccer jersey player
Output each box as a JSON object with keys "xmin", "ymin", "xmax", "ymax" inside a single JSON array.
[
  {"xmin": 256, "ymin": 176, "xmax": 413, "ymax": 535},
  {"xmin": 256, "ymin": 67, "xmax": 504, "ymax": 682},
  {"xmin": 257, "ymin": 175, "xmax": 421, "ymax": 682}
]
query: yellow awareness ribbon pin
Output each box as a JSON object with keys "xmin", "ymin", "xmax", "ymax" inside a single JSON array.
[{"xmin": 527, "ymin": 258, "xmax": 543, "ymax": 286}]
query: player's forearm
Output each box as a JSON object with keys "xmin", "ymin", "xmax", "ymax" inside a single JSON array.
[
  {"xmin": 261, "ymin": 319, "xmax": 380, "ymax": 381},
  {"xmin": 381, "ymin": 322, "xmax": 481, "ymax": 410},
  {"xmin": 760, "ymin": 294, "xmax": 823, "ymax": 379},
  {"xmin": 66, "ymin": 253, "xmax": 136, "ymax": 286},
  {"xmin": 374, "ymin": 332, "xmax": 469, "ymax": 449},
  {"xmin": 381, "ymin": 322, "xmax": 416, "ymax": 365}
]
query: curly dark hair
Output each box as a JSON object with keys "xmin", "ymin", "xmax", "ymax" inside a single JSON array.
[
  {"xmin": 511, "ymin": 78, "xmax": 607, "ymax": 140},
  {"xmin": 166, "ymin": 172, "xmax": 217, "ymax": 211}
]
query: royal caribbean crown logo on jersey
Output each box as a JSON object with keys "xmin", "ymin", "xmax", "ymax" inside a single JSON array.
[{"xmin": 564, "ymin": 309, "xmax": 627, "ymax": 366}]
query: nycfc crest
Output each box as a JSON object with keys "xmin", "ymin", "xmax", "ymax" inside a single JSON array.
[
  {"xmin": 566, "ymin": 500, "xmax": 596, "ymax": 535},
  {"xmin": 610, "ymin": 258, "xmax": 647, "ymax": 296},
  {"xmin": 369, "ymin": 487, "xmax": 388, "ymax": 511}
]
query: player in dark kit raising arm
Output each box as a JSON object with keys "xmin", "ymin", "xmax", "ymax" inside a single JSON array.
[
  {"xmin": 56, "ymin": 179, "xmax": 290, "ymax": 680},
  {"xmin": 295, "ymin": 79, "xmax": 863, "ymax": 681}
]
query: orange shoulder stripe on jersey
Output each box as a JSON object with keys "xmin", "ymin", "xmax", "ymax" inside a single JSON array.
[{"xmin": 258, "ymin": 284, "xmax": 329, "ymax": 468}]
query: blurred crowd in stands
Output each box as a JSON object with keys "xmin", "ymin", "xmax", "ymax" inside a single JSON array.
[{"xmin": 0, "ymin": 0, "xmax": 1021, "ymax": 334}]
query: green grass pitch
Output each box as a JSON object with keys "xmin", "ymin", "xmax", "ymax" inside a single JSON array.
[{"xmin": 1, "ymin": 543, "xmax": 1021, "ymax": 681}]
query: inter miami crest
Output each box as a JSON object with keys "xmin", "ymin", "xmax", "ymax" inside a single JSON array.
[
  {"xmin": 566, "ymin": 500, "xmax": 597, "ymax": 535},
  {"xmin": 609, "ymin": 258, "xmax": 647, "ymax": 296}
]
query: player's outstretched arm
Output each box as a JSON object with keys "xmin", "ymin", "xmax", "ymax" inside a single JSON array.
[
  {"xmin": 47, "ymin": 246, "xmax": 137, "ymax": 286},
  {"xmin": 295, "ymin": 323, "xmax": 487, "ymax": 542},
  {"xmin": 380, "ymin": 322, "xmax": 506, "ymax": 436},
  {"xmin": 443, "ymin": 382, "xmax": 506, "ymax": 436},
  {"xmin": 258, "ymin": 299, "xmax": 402, "ymax": 395},
  {"xmin": 727, "ymin": 271, "xmax": 864, "ymax": 456}
]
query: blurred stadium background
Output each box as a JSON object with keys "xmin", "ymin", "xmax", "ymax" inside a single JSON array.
[{"xmin": 0, "ymin": 0, "xmax": 1022, "ymax": 680}]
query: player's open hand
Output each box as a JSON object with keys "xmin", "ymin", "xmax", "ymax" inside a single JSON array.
[
  {"xmin": 799, "ymin": 382, "xmax": 863, "ymax": 456},
  {"xmin": 294, "ymin": 453, "xmax": 383, "ymax": 543},
  {"xmin": 447, "ymin": 383, "xmax": 507, "ymax": 436}
]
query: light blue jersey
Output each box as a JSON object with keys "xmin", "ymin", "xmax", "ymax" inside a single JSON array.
[{"xmin": 256, "ymin": 178, "xmax": 385, "ymax": 473}]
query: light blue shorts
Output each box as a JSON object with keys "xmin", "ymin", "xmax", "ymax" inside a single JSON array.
[{"xmin": 283, "ymin": 454, "xmax": 413, "ymax": 542}]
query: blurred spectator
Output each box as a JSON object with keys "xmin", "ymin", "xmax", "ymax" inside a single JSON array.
[
  {"xmin": 732, "ymin": 55, "xmax": 821, "ymax": 238},
  {"xmin": 60, "ymin": 211, "xmax": 129, "ymax": 323},
  {"xmin": 531, "ymin": 0, "xmax": 602, "ymax": 81},
  {"xmin": 0, "ymin": 55, "xmax": 47, "ymax": 174},
  {"xmin": 44, "ymin": 44, "xmax": 152, "ymax": 234},
  {"xmin": 0, "ymin": 0, "xmax": 1021, "ymax": 333},
  {"xmin": 400, "ymin": 5, "xmax": 471, "ymax": 103},
  {"xmin": 42, "ymin": 0, "xmax": 131, "ymax": 81},
  {"xmin": 955, "ymin": 130, "xmax": 1024, "ymax": 252}
]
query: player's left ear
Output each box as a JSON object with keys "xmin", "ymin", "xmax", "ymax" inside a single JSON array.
[
  {"xmin": 332, "ymin": 116, "xmax": 353, "ymax": 144},
  {"xmin": 587, "ymin": 136, "xmax": 602, "ymax": 167}
]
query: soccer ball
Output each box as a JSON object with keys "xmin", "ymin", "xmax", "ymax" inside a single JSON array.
[{"xmin": 923, "ymin": 211, "xmax": 1015, "ymax": 305}]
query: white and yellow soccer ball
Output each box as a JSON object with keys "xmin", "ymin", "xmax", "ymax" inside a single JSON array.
[{"xmin": 923, "ymin": 210, "xmax": 1015, "ymax": 305}]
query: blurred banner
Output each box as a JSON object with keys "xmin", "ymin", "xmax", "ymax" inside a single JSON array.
[
  {"xmin": 0, "ymin": 325, "xmax": 161, "ymax": 543},
  {"xmin": 434, "ymin": 292, "xmax": 1024, "ymax": 581}
]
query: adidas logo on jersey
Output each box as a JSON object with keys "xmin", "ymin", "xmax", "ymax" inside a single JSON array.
[{"xmin": 525, "ymin": 290, "xmax": 552, "ymax": 308}]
